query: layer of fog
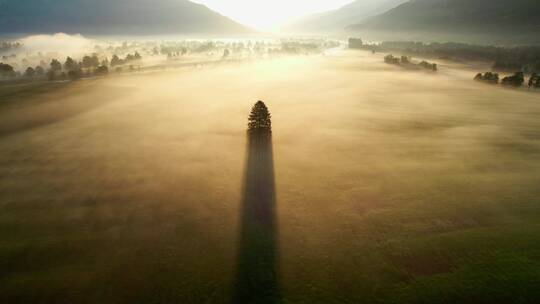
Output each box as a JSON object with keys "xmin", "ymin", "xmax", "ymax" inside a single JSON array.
[
  {"xmin": 19, "ymin": 33, "xmax": 94, "ymax": 56},
  {"xmin": 1, "ymin": 50, "xmax": 540, "ymax": 301}
]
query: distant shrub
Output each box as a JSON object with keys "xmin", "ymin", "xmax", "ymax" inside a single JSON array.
[
  {"xmin": 95, "ymin": 65, "xmax": 109, "ymax": 76},
  {"xmin": 67, "ymin": 70, "xmax": 82, "ymax": 80},
  {"xmin": 528, "ymin": 73, "xmax": 540, "ymax": 88},
  {"xmin": 384, "ymin": 54, "xmax": 400, "ymax": 65},
  {"xmin": 24, "ymin": 67, "xmax": 35, "ymax": 78},
  {"xmin": 35, "ymin": 66, "xmax": 45, "ymax": 76},
  {"xmin": 64, "ymin": 56, "xmax": 79, "ymax": 72},
  {"xmin": 222, "ymin": 49, "xmax": 230, "ymax": 58},
  {"xmin": 82, "ymin": 54, "xmax": 100, "ymax": 70},
  {"xmin": 348, "ymin": 38, "xmax": 363, "ymax": 49},
  {"xmin": 474, "ymin": 72, "xmax": 499, "ymax": 84},
  {"xmin": 47, "ymin": 70, "xmax": 55, "ymax": 81},
  {"xmin": 501, "ymin": 72, "xmax": 525, "ymax": 87},
  {"xmin": 419, "ymin": 61, "xmax": 438, "ymax": 71},
  {"xmin": 0, "ymin": 62, "xmax": 16, "ymax": 78},
  {"xmin": 111, "ymin": 52, "xmax": 142, "ymax": 67},
  {"xmin": 50, "ymin": 59, "xmax": 62, "ymax": 72},
  {"xmin": 384, "ymin": 55, "xmax": 437, "ymax": 72}
]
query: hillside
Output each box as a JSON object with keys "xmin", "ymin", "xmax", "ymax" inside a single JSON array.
[
  {"xmin": 0, "ymin": 0, "xmax": 252, "ymax": 35},
  {"xmin": 348, "ymin": 0, "xmax": 540, "ymax": 43},
  {"xmin": 283, "ymin": 0, "xmax": 406, "ymax": 34}
]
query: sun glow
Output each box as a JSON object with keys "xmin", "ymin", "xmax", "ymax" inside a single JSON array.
[{"xmin": 192, "ymin": 0, "xmax": 354, "ymax": 31}]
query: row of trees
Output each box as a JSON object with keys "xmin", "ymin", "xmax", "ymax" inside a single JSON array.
[
  {"xmin": 418, "ymin": 60, "xmax": 438, "ymax": 71},
  {"xmin": 501, "ymin": 72, "xmax": 525, "ymax": 87},
  {"xmin": 110, "ymin": 52, "xmax": 142, "ymax": 67},
  {"xmin": 384, "ymin": 54, "xmax": 437, "ymax": 71},
  {"xmin": 384, "ymin": 54, "xmax": 401, "ymax": 65},
  {"xmin": 355, "ymin": 40, "xmax": 540, "ymax": 74},
  {"xmin": 474, "ymin": 72, "xmax": 499, "ymax": 84},
  {"xmin": 2, "ymin": 52, "xmax": 143, "ymax": 81},
  {"xmin": 47, "ymin": 55, "xmax": 106, "ymax": 80},
  {"xmin": 474, "ymin": 71, "xmax": 539, "ymax": 88}
]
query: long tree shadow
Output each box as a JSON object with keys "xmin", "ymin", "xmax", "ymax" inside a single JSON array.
[{"xmin": 234, "ymin": 130, "xmax": 281, "ymax": 303}]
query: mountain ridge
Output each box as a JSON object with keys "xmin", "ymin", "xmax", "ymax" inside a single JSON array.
[
  {"xmin": 0, "ymin": 0, "xmax": 253, "ymax": 35},
  {"xmin": 347, "ymin": 0, "xmax": 540, "ymax": 43},
  {"xmin": 283, "ymin": 0, "xmax": 406, "ymax": 34}
]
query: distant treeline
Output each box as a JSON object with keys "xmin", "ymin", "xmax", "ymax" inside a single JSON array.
[
  {"xmin": 0, "ymin": 52, "xmax": 142, "ymax": 82},
  {"xmin": 384, "ymin": 54, "xmax": 437, "ymax": 72},
  {"xmin": 349, "ymin": 38, "xmax": 540, "ymax": 73},
  {"xmin": 475, "ymin": 71, "xmax": 540, "ymax": 89},
  {"xmin": 270, "ymin": 41, "xmax": 336, "ymax": 55},
  {"xmin": 0, "ymin": 41, "xmax": 22, "ymax": 54}
]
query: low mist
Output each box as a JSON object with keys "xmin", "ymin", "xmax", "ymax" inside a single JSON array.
[
  {"xmin": 1, "ymin": 49, "xmax": 539, "ymax": 303},
  {"xmin": 19, "ymin": 33, "xmax": 93, "ymax": 56}
]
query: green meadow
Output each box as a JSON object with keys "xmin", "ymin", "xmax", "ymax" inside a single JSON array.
[{"xmin": 1, "ymin": 50, "xmax": 540, "ymax": 303}]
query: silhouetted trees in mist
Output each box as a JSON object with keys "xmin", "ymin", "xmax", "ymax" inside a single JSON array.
[
  {"xmin": 110, "ymin": 52, "xmax": 142, "ymax": 67},
  {"xmin": 419, "ymin": 61, "xmax": 438, "ymax": 71},
  {"xmin": 35, "ymin": 66, "xmax": 44, "ymax": 76},
  {"xmin": 384, "ymin": 54, "xmax": 438, "ymax": 71},
  {"xmin": 384, "ymin": 54, "xmax": 400, "ymax": 65},
  {"xmin": 64, "ymin": 57, "xmax": 79, "ymax": 72},
  {"xmin": 355, "ymin": 40, "xmax": 540, "ymax": 74},
  {"xmin": 0, "ymin": 62, "xmax": 16, "ymax": 78},
  {"xmin": 222, "ymin": 49, "xmax": 230, "ymax": 58},
  {"xmin": 23, "ymin": 67, "xmax": 35, "ymax": 78},
  {"xmin": 50, "ymin": 59, "xmax": 62, "ymax": 72},
  {"xmin": 0, "ymin": 41, "xmax": 22, "ymax": 53},
  {"xmin": 474, "ymin": 71, "xmax": 540, "ymax": 89},
  {"xmin": 348, "ymin": 38, "xmax": 363, "ymax": 49},
  {"xmin": 33, "ymin": 52, "xmax": 131, "ymax": 82},
  {"xmin": 528, "ymin": 73, "xmax": 540, "ymax": 88},
  {"xmin": 501, "ymin": 72, "xmax": 525, "ymax": 87},
  {"xmin": 95, "ymin": 65, "xmax": 109, "ymax": 76},
  {"xmin": 474, "ymin": 72, "xmax": 500, "ymax": 84},
  {"xmin": 248, "ymin": 101, "xmax": 272, "ymax": 132}
]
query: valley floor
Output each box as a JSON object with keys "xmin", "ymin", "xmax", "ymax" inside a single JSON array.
[{"xmin": 1, "ymin": 50, "xmax": 540, "ymax": 303}]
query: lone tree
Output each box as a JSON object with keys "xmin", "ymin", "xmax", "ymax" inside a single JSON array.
[{"xmin": 248, "ymin": 101, "xmax": 272, "ymax": 132}]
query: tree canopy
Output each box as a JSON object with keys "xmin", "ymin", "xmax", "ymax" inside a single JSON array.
[
  {"xmin": 0, "ymin": 62, "xmax": 16, "ymax": 78},
  {"xmin": 529, "ymin": 73, "xmax": 539, "ymax": 88},
  {"xmin": 474, "ymin": 72, "xmax": 499, "ymax": 84},
  {"xmin": 348, "ymin": 38, "xmax": 363, "ymax": 49},
  {"xmin": 24, "ymin": 67, "xmax": 35, "ymax": 78},
  {"xmin": 82, "ymin": 55, "xmax": 100, "ymax": 69},
  {"xmin": 501, "ymin": 72, "xmax": 525, "ymax": 87},
  {"xmin": 50, "ymin": 59, "xmax": 62, "ymax": 72},
  {"xmin": 64, "ymin": 57, "xmax": 79, "ymax": 71},
  {"xmin": 248, "ymin": 101, "xmax": 272, "ymax": 132}
]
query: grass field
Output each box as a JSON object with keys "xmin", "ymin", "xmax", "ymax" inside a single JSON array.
[{"xmin": 1, "ymin": 50, "xmax": 540, "ymax": 303}]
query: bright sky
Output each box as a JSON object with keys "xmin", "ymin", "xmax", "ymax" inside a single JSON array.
[{"xmin": 192, "ymin": 0, "xmax": 354, "ymax": 30}]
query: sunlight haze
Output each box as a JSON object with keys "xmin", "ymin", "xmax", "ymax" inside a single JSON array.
[
  {"xmin": 2, "ymin": 0, "xmax": 540, "ymax": 302},
  {"xmin": 192, "ymin": 0, "xmax": 354, "ymax": 30}
]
